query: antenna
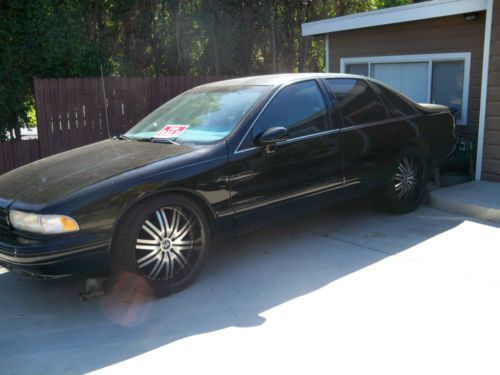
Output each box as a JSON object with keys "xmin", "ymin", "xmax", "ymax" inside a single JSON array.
[{"xmin": 100, "ymin": 65, "xmax": 112, "ymax": 138}]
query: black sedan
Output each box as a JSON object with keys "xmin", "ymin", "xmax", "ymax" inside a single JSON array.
[{"xmin": 0, "ymin": 73, "xmax": 458, "ymax": 296}]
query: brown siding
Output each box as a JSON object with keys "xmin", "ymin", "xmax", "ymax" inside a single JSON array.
[
  {"xmin": 483, "ymin": 0, "xmax": 500, "ymax": 181},
  {"xmin": 327, "ymin": 13, "xmax": 486, "ymax": 133}
]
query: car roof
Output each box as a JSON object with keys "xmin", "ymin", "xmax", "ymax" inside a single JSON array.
[{"xmin": 199, "ymin": 73, "xmax": 367, "ymax": 87}]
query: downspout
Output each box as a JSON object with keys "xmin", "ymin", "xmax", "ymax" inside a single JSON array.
[{"xmin": 475, "ymin": 0, "xmax": 494, "ymax": 180}]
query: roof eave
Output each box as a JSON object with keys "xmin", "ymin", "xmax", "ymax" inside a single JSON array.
[{"xmin": 301, "ymin": 0, "xmax": 487, "ymax": 36}]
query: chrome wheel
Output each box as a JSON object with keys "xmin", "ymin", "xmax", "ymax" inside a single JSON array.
[
  {"xmin": 394, "ymin": 157, "xmax": 421, "ymax": 202},
  {"xmin": 135, "ymin": 206, "xmax": 205, "ymax": 282}
]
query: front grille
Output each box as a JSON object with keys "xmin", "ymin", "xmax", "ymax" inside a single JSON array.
[{"xmin": 0, "ymin": 207, "xmax": 9, "ymax": 231}]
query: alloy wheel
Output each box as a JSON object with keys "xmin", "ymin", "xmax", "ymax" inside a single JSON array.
[
  {"xmin": 394, "ymin": 157, "xmax": 422, "ymax": 202},
  {"xmin": 135, "ymin": 205, "xmax": 205, "ymax": 283}
]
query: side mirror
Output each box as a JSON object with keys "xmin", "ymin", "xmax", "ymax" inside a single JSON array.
[{"xmin": 258, "ymin": 127, "xmax": 289, "ymax": 146}]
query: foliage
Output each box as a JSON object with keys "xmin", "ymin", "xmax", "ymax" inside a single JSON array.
[{"xmin": 0, "ymin": 0, "xmax": 412, "ymax": 139}]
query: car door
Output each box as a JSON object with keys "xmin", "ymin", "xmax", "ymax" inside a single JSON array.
[
  {"xmin": 326, "ymin": 78, "xmax": 394, "ymax": 187},
  {"xmin": 228, "ymin": 79, "xmax": 343, "ymax": 232}
]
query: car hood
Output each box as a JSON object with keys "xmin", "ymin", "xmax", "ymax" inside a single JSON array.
[{"xmin": 0, "ymin": 139, "xmax": 194, "ymax": 207}]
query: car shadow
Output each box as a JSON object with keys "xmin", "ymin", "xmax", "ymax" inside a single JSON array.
[{"xmin": 0, "ymin": 198, "xmax": 486, "ymax": 374}]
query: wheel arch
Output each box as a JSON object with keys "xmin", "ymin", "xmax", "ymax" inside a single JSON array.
[
  {"xmin": 110, "ymin": 188, "xmax": 217, "ymax": 247},
  {"xmin": 403, "ymin": 138, "xmax": 432, "ymax": 169}
]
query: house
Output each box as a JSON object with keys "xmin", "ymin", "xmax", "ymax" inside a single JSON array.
[{"xmin": 302, "ymin": 0, "xmax": 499, "ymax": 181}]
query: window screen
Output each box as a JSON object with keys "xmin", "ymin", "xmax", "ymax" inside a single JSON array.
[
  {"xmin": 328, "ymin": 79, "xmax": 388, "ymax": 126},
  {"xmin": 371, "ymin": 62, "xmax": 428, "ymax": 103}
]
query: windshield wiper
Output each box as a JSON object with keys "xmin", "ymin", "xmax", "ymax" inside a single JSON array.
[
  {"xmin": 150, "ymin": 138, "xmax": 179, "ymax": 145},
  {"xmin": 118, "ymin": 134, "xmax": 179, "ymax": 145},
  {"xmin": 118, "ymin": 134, "xmax": 134, "ymax": 141}
]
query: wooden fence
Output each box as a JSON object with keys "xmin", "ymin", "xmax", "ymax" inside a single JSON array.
[
  {"xmin": 34, "ymin": 75, "xmax": 234, "ymax": 157},
  {"xmin": 0, "ymin": 140, "xmax": 40, "ymax": 175},
  {"xmin": 0, "ymin": 75, "xmax": 235, "ymax": 175}
]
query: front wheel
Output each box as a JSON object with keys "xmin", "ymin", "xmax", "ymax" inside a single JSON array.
[
  {"xmin": 110, "ymin": 194, "xmax": 210, "ymax": 297},
  {"xmin": 381, "ymin": 147, "xmax": 428, "ymax": 214}
]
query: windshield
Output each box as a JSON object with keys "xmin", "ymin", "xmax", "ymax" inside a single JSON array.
[{"xmin": 125, "ymin": 85, "xmax": 270, "ymax": 143}]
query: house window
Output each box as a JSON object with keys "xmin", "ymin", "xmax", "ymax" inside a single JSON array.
[{"xmin": 341, "ymin": 53, "xmax": 471, "ymax": 125}]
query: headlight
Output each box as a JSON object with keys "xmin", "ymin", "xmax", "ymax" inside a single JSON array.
[{"xmin": 9, "ymin": 210, "xmax": 79, "ymax": 234}]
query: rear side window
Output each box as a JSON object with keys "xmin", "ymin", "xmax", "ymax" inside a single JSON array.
[
  {"xmin": 369, "ymin": 81, "xmax": 419, "ymax": 118},
  {"xmin": 327, "ymin": 79, "xmax": 387, "ymax": 126},
  {"xmin": 252, "ymin": 80, "xmax": 329, "ymax": 140}
]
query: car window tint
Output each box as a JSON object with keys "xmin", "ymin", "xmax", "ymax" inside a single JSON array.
[
  {"xmin": 370, "ymin": 81, "xmax": 419, "ymax": 118},
  {"xmin": 252, "ymin": 80, "xmax": 329, "ymax": 140},
  {"xmin": 327, "ymin": 79, "xmax": 388, "ymax": 126}
]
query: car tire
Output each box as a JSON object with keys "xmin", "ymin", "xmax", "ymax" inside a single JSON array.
[
  {"xmin": 381, "ymin": 146, "xmax": 429, "ymax": 214},
  {"xmin": 110, "ymin": 194, "xmax": 210, "ymax": 298}
]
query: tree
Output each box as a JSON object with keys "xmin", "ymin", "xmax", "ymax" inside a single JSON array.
[{"xmin": 0, "ymin": 0, "xmax": 413, "ymax": 139}]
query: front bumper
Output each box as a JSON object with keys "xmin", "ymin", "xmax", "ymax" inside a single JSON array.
[{"xmin": 0, "ymin": 229, "xmax": 111, "ymax": 279}]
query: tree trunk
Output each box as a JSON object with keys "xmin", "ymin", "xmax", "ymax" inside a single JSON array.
[
  {"xmin": 13, "ymin": 115, "xmax": 21, "ymax": 140},
  {"xmin": 299, "ymin": 36, "xmax": 311, "ymax": 72},
  {"xmin": 271, "ymin": 13, "xmax": 277, "ymax": 73},
  {"xmin": 174, "ymin": 8, "xmax": 187, "ymax": 74}
]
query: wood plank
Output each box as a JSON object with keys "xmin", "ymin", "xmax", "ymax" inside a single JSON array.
[
  {"xmin": 118, "ymin": 77, "xmax": 127, "ymax": 134},
  {"xmin": 67, "ymin": 77, "xmax": 78, "ymax": 149},
  {"xmin": 72, "ymin": 78, "xmax": 85, "ymax": 148},
  {"xmin": 0, "ymin": 143, "xmax": 6, "ymax": 174},
  {"xmin": 483, "ymin": 144, "xmax": 500, "ymax": 160},
  {"xmin": 490, "ymin": 56, "xmax": 500, "ymax": 72},
  {"xmin": 485, "ymin": 116, "xmax": 500, "ymax": 132},
  {"xmin": 122, "ymin": 77, "xmax": 132, "ymax": 131},
  {"xmin": 40, "ymin": 79, "xmax": 54, "ymax": 157},
  {"xmin": 489, "ymin": 71, "xmax": 500, "ymax": 84},
  {"xmin": 487, "ymin": 102, "xmax": 500, "ymax": 117},
  {"xmin": 34, "ymin": 79, "xmax": 49, "ymax": 157},
  {"xmin": 94, "ymin": 75, "xmax": 105, "ymax": 141},
  {"xmin": 6, "ymin": 142, "xmax": 17, "ymax": 171},
  {"xmin": 74, "ymin": 78, "xmax": 85, "ymax": 147},
  {"xmin": 482, "ymin": 172, "xmax": 500, "ymax": 182},
  {"xmin": 482, "ymin": 158, "xmax": 500, "ymax": 178},
  {"xmin": 104, "ymin": 77, "xmax": 117, "ymax": 136},
  {"xmin": 51, "ymin": 78, "xmax": 64, "ymax": 155},
  {"xmin": 484, "ymin": 128, "xmax": 500, "ymax": 146},
  {"xmin": 85, "ymin": 77, "xmax": 95, "ymax": 143},
  {"xmin": 19, "ymin": 140, "xmax": 30, "ymax": 166},
  {"xmin": 29, "ymin": 140, "xmax": 40, "ymax": 162},
  {"xmin": 487, "ymin": 87, "xmax": 500, "ymax": 102}
]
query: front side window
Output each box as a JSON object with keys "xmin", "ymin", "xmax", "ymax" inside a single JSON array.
[
  {"xmin": 251, "ymin": 80, "xmax": 329, "ymax": 140},
  {"xmin": 328, "ymin": 79, "xmax": 388, "ymax": 126},
  {"xmin": 126, "ymin": 85, "xmax": 269, "ymax": 143}
]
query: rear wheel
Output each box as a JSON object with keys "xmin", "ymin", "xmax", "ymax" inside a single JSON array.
[
  {"xmin": 381, "ymin": 147, "xmax": 428, "ymax": 214},
  {"xmin": 110, "ymin": 194, "xmax": 210, "ymax": 297}
]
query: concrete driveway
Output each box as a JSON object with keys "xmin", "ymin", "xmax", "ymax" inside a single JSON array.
[{"xmin": 2, "ymin": 199, "xmax": 500, "ymax": 375}]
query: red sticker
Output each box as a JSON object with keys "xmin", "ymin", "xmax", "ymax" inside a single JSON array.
[{"xmin": 155, "ymin": 125, "xmax": 189, "ymax": 138}]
